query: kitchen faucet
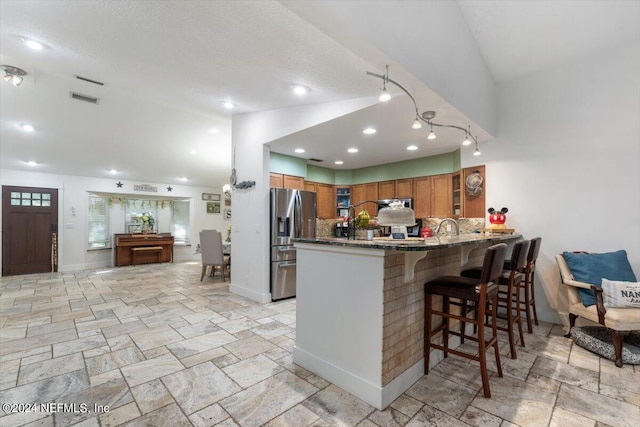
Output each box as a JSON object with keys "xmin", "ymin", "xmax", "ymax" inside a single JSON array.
[{"xmin": 435, "ymin": 218, "xmax": 460, "ymax": 236}]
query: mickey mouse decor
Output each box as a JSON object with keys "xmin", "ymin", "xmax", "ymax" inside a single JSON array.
[{"xmin": 488, "ymin": 207, "xmax": 509, "ymax": 229}]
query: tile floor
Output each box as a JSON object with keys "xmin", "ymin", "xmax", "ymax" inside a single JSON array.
[{"xmin": 0, "ymin": 262, "xmax": 638, "ymax": 427}]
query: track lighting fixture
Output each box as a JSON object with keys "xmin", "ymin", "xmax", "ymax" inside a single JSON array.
[
  {"xmin": 473, "ymin": 140, "xmax": 481, "ymax": 156},
  {"xmin": 367, "ymin": 65, "xmax": 481, "ymax": 154},
  {"xmin": 1, "ymin": 65, "xmax": 27, "ymax": 87},
  {"xmin": 378, "ymin": 65, "xmax": 392, "ymax": 102}
]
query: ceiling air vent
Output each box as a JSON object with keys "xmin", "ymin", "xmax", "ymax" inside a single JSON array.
[
  {"xmin": 308, "ymin": 158, "xmax": 323, "ymax": 162},
  {"xmin": 75, "ymin": 75, "xmax": 105, "ymax": 86},
  {"xmin": 70, "ymin": 92, "xmax": 99, "ymax": 104}
]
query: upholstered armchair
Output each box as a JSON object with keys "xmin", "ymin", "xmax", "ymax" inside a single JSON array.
[{"xmin": 556, "ymin": 253, "xmax": 640, "ymax": 367}]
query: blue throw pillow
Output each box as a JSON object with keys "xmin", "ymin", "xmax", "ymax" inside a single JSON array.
[{"xmin": 563, "ymin": 250, "xmax": 637, "ymax": 306}]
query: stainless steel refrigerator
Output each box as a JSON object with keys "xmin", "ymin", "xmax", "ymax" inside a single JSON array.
[{"xmin": 270, "ymin": 188, "xmax": 316, "ymax": 300}]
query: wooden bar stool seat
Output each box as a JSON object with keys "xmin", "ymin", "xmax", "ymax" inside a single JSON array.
[
  {"xmin": 461, "ymin": 239, "xmax": 531, "ymax": 359},
  {"xmin": 424, "ymin": 243, "xmax": 508, "ymax": 398}
]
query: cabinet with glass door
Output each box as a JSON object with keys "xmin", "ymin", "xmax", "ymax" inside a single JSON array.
[{"xmin": 336, "ymin": 187, "xmax": 350, "ymax": 218}]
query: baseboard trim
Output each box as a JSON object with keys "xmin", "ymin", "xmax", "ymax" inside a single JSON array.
[{"xmin": 229, "ymin": 282, "xmax": 271, "ymax": 303}]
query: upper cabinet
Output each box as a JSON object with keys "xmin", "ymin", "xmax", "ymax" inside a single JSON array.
[
  {"xmin": 413, "ymin": 176, "xmax": 432, "ymax": 219},
  {"xmin": 378, "ymin": 181, "xmax": 395, "ymax": 200},
  {"xmin": 351, "ymin": 182, "xmax": 378, "ymax": 215},
  {"xmin": 395, "ymin": 179, "xmax": 413, "ymax": 198},
  {"xmin": 378, "ymin": 179, "xmax": 413, "ymax": 199},
  {"xmin": 462, "ymin": 165, "xmax": 486, "ymax": 218},
  {"xmin": 431, "ymin": 174, "xmax": 452, "ymax": 218},
  {"xmin": 270, "ymin": 173, "xmax": 284, "ymax": 188},
  {"xmin": 270, "ymin": 165, "xmax": 485, "ymax": 220},
  {"xmin": 270, "ymin": 173, "xmax": 304, "ymax": 190},
  {"xmin": 283, "ymin": 175, "xmax": 304, "ymax": 190},
  {"xmin": 316, "ymin": 183, "xmax": 335, "ymax": 219}
]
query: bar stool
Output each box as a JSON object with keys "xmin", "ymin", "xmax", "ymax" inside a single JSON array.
[
  {"xmin": 424, "ymin": 243, "xmax": 508, "ymax": 398},
  {"xmin": 518, "ymin": 237, "xmax": 542, "ymax": 333},
  {"xmin": 461, "ymin": 239, "xmax": 531, "ymax": 359}
]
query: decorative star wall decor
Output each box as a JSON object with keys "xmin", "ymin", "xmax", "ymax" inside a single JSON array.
[
  {"xmin": 116, "ymin": 182, "xmax": 123, "ymax": 188},
  {"xmin": 167, "ymin": 186, "xmax": 173, "ymax": 192}
]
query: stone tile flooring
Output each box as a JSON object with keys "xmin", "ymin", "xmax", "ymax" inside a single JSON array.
[{"xmin": 1, "ymin": 262, "xmax": 638, "ymax": 427}]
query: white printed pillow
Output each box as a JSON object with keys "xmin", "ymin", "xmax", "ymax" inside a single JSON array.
[{"xmin": 601, "ymin": 278, "xmax": 640, "ymax": 308}]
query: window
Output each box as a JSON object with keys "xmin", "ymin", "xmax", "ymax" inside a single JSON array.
[
  {"xmin": 172, "ymin": 201, "xmax": 190, "ymax": 245},
  {"xmin": 125, "ymin": 200, "xmax": 157, "ymax": 233},
  {"xmin": 88, "ymin": 195, "xmax": 110, "ymax": 249}
]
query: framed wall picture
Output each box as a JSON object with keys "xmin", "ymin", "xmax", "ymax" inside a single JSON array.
[
  {"xmin": 224, "ymin": 209, "xmax": 232, "ymax": 220},
  {"xmin": 206, "ymin": 202, "xmax": 221, "ymax": 214},
  {"xmin": 202, "ymin": 193, "xmax": 221, "ymax": 201},
  {"xmin": 224, "ymin": 198, "xmax": 231, "ymax": 207}
]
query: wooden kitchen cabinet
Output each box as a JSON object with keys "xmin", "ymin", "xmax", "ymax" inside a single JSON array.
[
  {"xmin": 270, "ymin": 173, "xmax": 284, "ymax": 188},
  {"xmin": 378, "ymin": 181, "xmax": 395, "ymax": 200},
  {"xmin": 431, "ymin": 174, "xmax": 452, "ymax": 218},
  {"xmin": 395, "ymin": 179, "xmax": 413, "ymax": 198},
  {"xmin": 283, "ymin": 175, "xmax": 304, "ymax": 190},
  {"xmin": 316, "ymin": 183, "xmax": 335, "ymax": 219},
  {"xmin": 270, "ymin": 173, "xmax": 305, "ymax": 190},
  {"xmin": 452, "ymin": 172, "xmax": 462, "ymax": 218},
  {"xmin": 413, "ymin": 174, "xmax": 453, "ymax": 218},
  {"xmin": 462, "ymin": 165, "xmax": 486, "ymax": 218},
  {"xmin": 351, "ymin": 183, "xmax": 378, "ymax": 215},
  {"xmin": 303, "ymin": 181, "xmax": 317, "ymax": 192},
  {"xmin": 413, "ymin": 176, "xmax": 432, "ymax": 219}
]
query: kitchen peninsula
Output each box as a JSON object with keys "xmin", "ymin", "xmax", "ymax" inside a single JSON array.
[{"xmin": 292, "ymin": 233, "xmax": 520, "ymax": 410}]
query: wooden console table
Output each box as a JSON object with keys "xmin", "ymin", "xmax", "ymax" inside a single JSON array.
[{"xmin": 114, "ymin": 233, "xmax": 174, "ymax": 266}]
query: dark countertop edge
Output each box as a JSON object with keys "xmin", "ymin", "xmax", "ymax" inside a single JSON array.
[{"xmin": 293, "ymin": 234, "xmax": 522, "ymax": 252}]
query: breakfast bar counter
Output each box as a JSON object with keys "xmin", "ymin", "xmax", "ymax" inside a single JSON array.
[{"xmin": 292, "ymin": 233, "xmax": 520, "ymax": 410}]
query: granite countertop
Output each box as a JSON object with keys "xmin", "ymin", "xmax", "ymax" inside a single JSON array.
[{"xmin": 293, "ymin": 233, "xmax": 521, "ymax": 251}]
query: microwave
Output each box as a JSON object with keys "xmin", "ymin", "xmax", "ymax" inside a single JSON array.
[{"xmin": 377, "ymin": 198, "xmax": 413, "ymax": 210}]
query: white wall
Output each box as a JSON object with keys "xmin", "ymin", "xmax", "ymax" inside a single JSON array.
[
  {"xmin": 462, "ymin": 41, "xmax": 640, "ymax": 323},
  {"xmin": 230, "ymin": 98, "xmax": 379, "ymax": 303},
  {"xmin": 285, "ymin": 0, "xmax": 497, "ymax": 135},
  {"xmin": 0, "ymin": 169, "xmax": 227, "ymax": 272}
]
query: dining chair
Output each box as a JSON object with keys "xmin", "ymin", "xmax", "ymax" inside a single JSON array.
[{"xmin": 199, "ymin": 229, "xmax": 230, "ymax": 281}]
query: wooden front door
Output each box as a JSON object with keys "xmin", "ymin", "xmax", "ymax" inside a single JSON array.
[{"xmin": 2, "ymin": 186, "xmax": 58, "ymax": 276}]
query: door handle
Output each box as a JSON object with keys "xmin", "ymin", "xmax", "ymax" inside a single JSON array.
[{"xmin": 277, "ymin": 262, "xmax": 296, "ymax": 268}]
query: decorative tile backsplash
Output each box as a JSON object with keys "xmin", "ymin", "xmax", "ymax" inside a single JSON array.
[{"xmin": 316, "ymin": 218, "xmax": 486, "ymax": 238}]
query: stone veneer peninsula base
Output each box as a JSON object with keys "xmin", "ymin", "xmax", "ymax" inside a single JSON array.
[{"xmin": 292, "ymin": 234, "xmax": 520, "ymax": 410}]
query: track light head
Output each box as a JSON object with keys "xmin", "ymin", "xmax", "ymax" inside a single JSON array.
[{"xmin": 1, "ymin": 65, "xmax": 27, "ymax": 87}]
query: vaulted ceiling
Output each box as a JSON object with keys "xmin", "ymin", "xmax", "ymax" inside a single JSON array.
[{"xmin": 1, "ymin": 1, "xmax": 638, "ymax": 188}]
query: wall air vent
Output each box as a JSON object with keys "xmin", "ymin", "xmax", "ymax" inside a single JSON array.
[
  {"xmin": 70, "ymin": 92, "xmax": 99, "ymax": 104},
  {"xmin": 308, "ymin": 158, "xmax": 323, "ymax": 162},
  {"xmin": 75, "ymin": 75, "xmax": 105, "ymax": 86}
]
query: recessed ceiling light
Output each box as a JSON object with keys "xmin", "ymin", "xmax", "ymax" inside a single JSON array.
[
  {"xmin": 179, "ymin": 177, "xmax": 188, "ymax": 182},
  {"xmin": 294, "ymin": 148, "xmax": 305, "ymax": 154},
  {"xmin": 23, "ymin": 38, "xmax": 44, "ymax": 50},
  {"xmin": 190, "ymin": 150, "xmax": 197, "ymax": 155},
  {"xmin": 108, "ymin": 169, "xmax": 118, "ymax": 174},
  {"xmin": 347, "ymin": 148, "xmax": 358, "ymax": 153},
  {"xmin": 209, "ymin": 128, "xmax": 220, "ymax": 134},
  {"xmin": 222, "ymin": 101, "xmax": 234, "ymax": 110},
  {"xmin": 334, "ymin": 160, "xmax": 344, "ymax": 165},
  {"xmin": 407, "ymin": 145, "xmax": 418, "ymax": 151},
  {"xmin": 20, "ymin": 123, "xmax": 35, "ymax": 132},
  {"xmin": 292, "ymin": 85, "xmax": 310, "ymax": 95},
  {"xmin": 26, "ymin": 161, "xmax": 38, "ymax": 166},
  {"xmin": 362, "ymin": 127, "xmax": 376, "ymax": 135}
]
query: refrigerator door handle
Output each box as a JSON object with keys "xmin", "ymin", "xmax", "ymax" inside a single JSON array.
[
  {"xmin": 276, "ymin": 262, "xmax": 296, "ymax": 268},
  {"xmin": 293, "ymin": 192, "xmax": 302, "ymax": 238}
]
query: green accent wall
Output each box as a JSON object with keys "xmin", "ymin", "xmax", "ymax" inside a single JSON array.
[
  {"xmin": 270, "ymin": 152, "xmax": 307, "ymax": 177},
  {"xmin": 306, "ymin": 165, "xmax": 335, "ymax": 184},
  {"xmin": 269, "ymin": 150, "xmax": 461, "ymax": 185}
]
